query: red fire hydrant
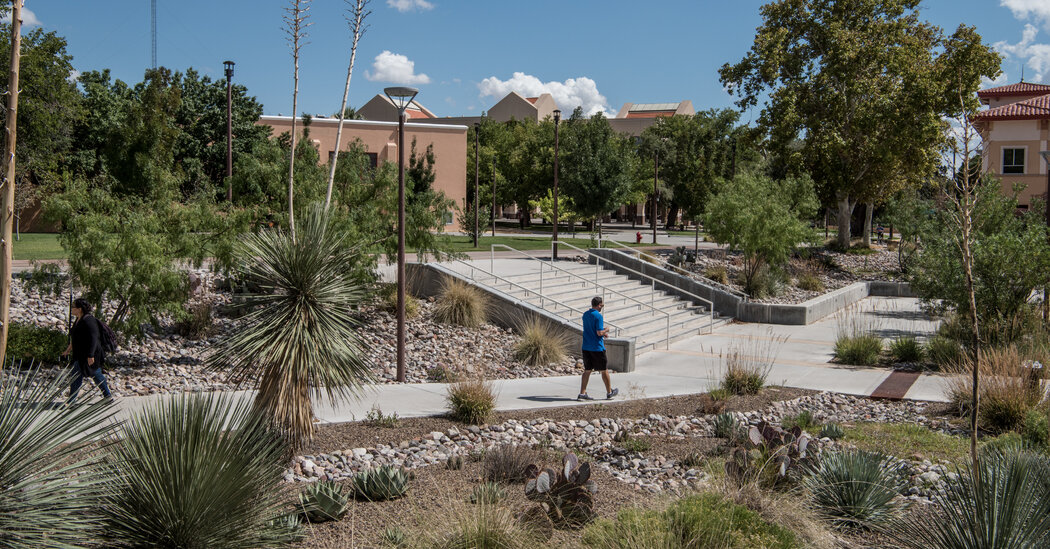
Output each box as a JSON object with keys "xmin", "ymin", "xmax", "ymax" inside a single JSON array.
[{"xmin": 635, "ymin": 231, "xmax": 643, "ymax": 244}]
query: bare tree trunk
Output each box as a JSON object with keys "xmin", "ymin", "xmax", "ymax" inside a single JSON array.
[
  {"xmin": 0, "ymin": 1, "xmax": 21, "ymax": 368},
  {"xmin": 861, "ymin": 202, "xmax": 873, "ymax": 247},
  {"xmin": 284, "ymin": 0, "xmax": 311, "ymax": 241},
  {"xmin": 836, "ymin": 195, "xmax": 853, "ymax": 249},
  {"xmin": 324, "ymin": 0, "xmax": 369, "ymax": 210}
]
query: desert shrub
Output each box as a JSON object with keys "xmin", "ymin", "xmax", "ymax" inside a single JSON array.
[
  {"xmin": 513, "ymin": 317, "xmax": 569, "ymax": 366},
  {"xmin": 483, "ymin": 444, "xmax": 539, "ymax": 484},
  {"xmin": 792, "ymin": 258, "xmax": 825, "ymax": 292},
  {"xmin": 892, "ymin": 444, "xmax": 1050, "ymax": 549},
  {"xmin": 745, "ymin": 265, "xmax": 787, "ymax": 298},
  {"xmin": 352, "ymin": 465, "xmax": 410, "ymax": 501},
  {"xmin": 298, "ymin": 480, "xmax": 351, "ymax": 523},
  {"xmin": 433, "ymin": 278, "xmax": 487, "ymax": 328},
  {"xmin": 726, "ymin": 422, "xmax": 818, "ymax": 490},
  {"xmin": 469, "ymin": 482, "xmax": 506, "ymax": 505},
  {"xmin": 102, "ymin": 393, "xmax": 297, "ymax": 548},
  {"xmin": 447, "ymin": 377, "xmax": 496, "ymax": 424},
  {"xmin": 714, "ymin": 412, "xmax": 742, "ymax": 440},
  {"xmin": 782, "ymin": 410, "xmax": 817, "ymax": 432},
  {"xmin": 720, "ymin": 335, "xmax": 781, "ymax": 395},
  {"xmin": 889, "ymin": 336, "xmax": 924, "ymax": 363},
  {"xmin": 364, "ymin": 407, "xmax": 400, "ymax": 427},
  {"xmin": 818, "ymin": 423, "xmax": 845, "ymax": 440},
  {"xmin": 796, "ymin": 272, "xmax": 824, "ymax": 292},
  {"xmin": 429, "ymin": 503, "xmax": 540, "ymax": 549},
  {"xmin": 1021, "ymin": 409, "xmax": 1049, "ymax": 449},
  {"xmin": 5, "ymin": 322, "xmax": 67, "ymax": 364},
  {"xmin": 175, "ymin": 301, "xmax": 215, "ymax": 339},
  {"xmin": 582, "ymin": 493, "xmax": 802, "ymax": 549},
  {"xmin": 705, "ymin": 265, "xmax": 730, "ymax": 285},
  {"xmin": 698, "ymin": 390, "xmax": 730, "ymax": 414},
  {"xmin": 623, "ymin": 435, "xmax": 652, "ymax": 453},
  {"xmin": 376, "ymin": 283, "xmax": 421, "ymax": 319},
  {"xmin": 926, "ymin": 334, "xmax": 963, "ymax": 369},
  {"xmin": 834, "ymin": 333, "xmax": 882, "ymax": 365},
  {"xmin": 382, "ymin": 526, "xmax": 408, "ymax": 548},
  {"xmin": 427, "ymin": 365, "xmax": 455, "ymax": 383},
  {"xmin": 946, "ymin": 346, "xmax": 1046, "ymax": 433},
  {"xmin": 802, "ymin": 449, "xmax": 907, "ymax": 530},
  {"xmin": 445, "ymin": 455, "xmax": 465, "ymax": 470}
]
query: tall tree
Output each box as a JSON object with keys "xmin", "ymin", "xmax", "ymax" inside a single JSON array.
[
  {"xmin": 720, "ymin": 0, "xmax": 997, "ymax": 249},
  {"xmin": 560, "ymin": 108, "xmax": 635, "ymax": 230},
  {"xmin": 284, "ymin": 0, "xmax": 311, "ymax": 240},
  {"xmin": 0, "ymin": 0, "xmax": 21, "ymax": 368},
  {"xmin": 325, "ymin": 0, "xmax": 370, "ymax": 210}
]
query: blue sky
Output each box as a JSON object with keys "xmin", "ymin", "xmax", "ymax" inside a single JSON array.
[{"xmin": 22, "ymin": 1, "xmax": 1050, "ymax": 120}]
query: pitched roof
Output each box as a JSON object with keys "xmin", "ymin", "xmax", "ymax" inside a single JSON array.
[
  {"xmin": 977, "ymin": 82, "xmax": 1050, "ymax": 98},
  {"xmin": 972, "ymin": 93, "xmax": 1050, "ymax": 121},
  {"xmin": 526, "ymin": 97, "xmax": 538, "ymax": 104}
]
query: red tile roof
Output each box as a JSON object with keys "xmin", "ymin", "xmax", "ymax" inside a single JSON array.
[
  {"xmin": 977, "ymin": 82, "xmax": 1050, "ymax": 98},
  {"xmin": 526, "ymin": 97, "xmax": 538, "ymax": 104},
  {"xmin": 406, "ymin": 109, "xmax": 433, "ymax": 119},
  {"xmin": 972, "ymin": 93, "xmax": 1050, "ymax": 121}
]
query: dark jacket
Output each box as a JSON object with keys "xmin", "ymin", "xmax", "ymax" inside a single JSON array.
[{"xmin": 70, "ymin": 314, "xmax": 104, "ymax": 371}]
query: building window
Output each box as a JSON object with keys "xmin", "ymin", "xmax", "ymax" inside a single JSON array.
[
  {"xmin": 1003, "ymin": 148, "xmax": 1025, "ymax": 174},
  {"xmin": 443, "ymin": 210, "xmax": 454, "ymax": 225},
  {"xmin": 366, "ymin": 152, "xmax": 378, "ymax": 169}
]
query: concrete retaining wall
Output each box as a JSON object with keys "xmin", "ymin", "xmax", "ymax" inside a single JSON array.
[
  {"xmin": 590, "ymin": 249, "xmax": 915, "ymax": 326},
  {"xmin": 405, "ymin": 262, "xmax": 636, "ymax": 372}
]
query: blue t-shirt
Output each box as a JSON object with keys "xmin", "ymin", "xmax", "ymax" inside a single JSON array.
[{"xmin": 582, "ymin": 308, "xmax": 605, "ymax": 352}]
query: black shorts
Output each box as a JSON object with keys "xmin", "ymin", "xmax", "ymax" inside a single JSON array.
[{"xmin": 582, "ymin": 350, "xmax": 608, "ymax": 371}]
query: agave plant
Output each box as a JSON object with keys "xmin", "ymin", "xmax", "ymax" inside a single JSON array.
[
  {"xmin": 819, "ymin": 423, "xmax": 846, "ymax": 440},
  {"xmin": 892, "ymin": 443, "xmax": 1050, "ymax": 549},
  {"xmin": 207, "ymin": 204, "xmax": 376, "ymax": 446},
  {"xmin": 102, "ymin": 393, "xmax": 297, "ymax": 548},
  {"xmin": 803, "ymin": 449, "xmax": 908, "ymax": 529},
  {"xmin": 0, "ymin": 363, "xmax": 118, "ymax": 548},
  {"xmin": 712, "ymin": 412, "xmax": 741, "ymax": 440},
  {"xmin": 524, "ymin": 453, "xmax": 598, "ymax": 528},
  {"xmin": 352, "ymin": 465, "xmax": 411, "ymax": 501},
  {"xmin": 299, "ymin": 480, "xmax": 352, "ymax": 523}
]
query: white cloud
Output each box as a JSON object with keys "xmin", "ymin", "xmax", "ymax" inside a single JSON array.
[
  {"xmin": 66, "ymin": 69, "xmax": 81, "ymax": 83},
  {"xmin": 1002, "ymin": 0, "xmax": 1050, "ymax": 31},
  {"xmin": 1, "ymin": 7, "xmax": 41, "ymax": 27},
  {"xmin": 981, "ymin": 71, "xmax": 1009, "ymax": 89},
  {"xmin": 994, "ymin": 24, "xmax": 1050, "ymax": 82},
  {"xmin": 478, "ymin": 72, "xmax": 610, "ymax": 116},
  {"xmin": 387, "ymin": 0, "xmax": 433, "ymax": 13},
  {"xmin": 365, "ymin": 51, "xmax": 431, "ymax": 84}
]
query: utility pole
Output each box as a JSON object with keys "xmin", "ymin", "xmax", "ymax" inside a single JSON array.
[{"xmin": 0, "ymin": 0, "xmax": 22, "ymax": 367}]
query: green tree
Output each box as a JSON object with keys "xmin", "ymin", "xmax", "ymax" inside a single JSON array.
[
  {"xmin": 704, "ymin": 173, "xmax": 818, "ymax": 295},
  {"xmin": 720, "ymin": 0, "xmax": 1000, "ymax": 249},
  {"xmin": 560, "ymin": 108, "xmax": 635, "ymax": 228},
  {"xmin": 884, "ymin": 189, "xmax": 935, "ymax": 273}
]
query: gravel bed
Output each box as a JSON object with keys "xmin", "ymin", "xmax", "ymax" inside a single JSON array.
[{"xmin": 8, "ymin": 271, "xmax": 578, "ymax": 396}]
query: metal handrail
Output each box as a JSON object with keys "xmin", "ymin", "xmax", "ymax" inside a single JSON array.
[
  {"xmin": 450, "ymin": 258, "xmax": 623, "ymax": 337},
  {"xmin": 599, "ymin": 238, "xmax": 749, "ymax": 301},
  {"xmin": 489, "ymin": 244, "xmax": 671, "ymax": 347},
  {"xmin": 554, "ymin": 240, "xmax": 717, "ymax": 335}
]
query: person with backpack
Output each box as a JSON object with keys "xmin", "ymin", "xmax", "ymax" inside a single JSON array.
[{"xmin": 61, "ymin": 297, "xmax": 112, "ymax": 402}]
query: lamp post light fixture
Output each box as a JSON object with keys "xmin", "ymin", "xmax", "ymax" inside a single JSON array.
[
  {"xmin": 384, "ymin": 86, "xmax": 419, "ymax": 383},
  {"xmin": 552, "ymin": 109, "xmax": 561, "ymax": 260},
  {"xmin": 224, "ymin": 60, "xmax": 235, "ymax": 201},
  {"xmin": 474, "ymin": 122, "xmax": 480, "ymax": 248}
]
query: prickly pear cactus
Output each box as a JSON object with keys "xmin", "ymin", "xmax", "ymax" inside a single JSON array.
[{"xmin": 524, "ymin": 453, "xmax": 597, "ymax": 528}]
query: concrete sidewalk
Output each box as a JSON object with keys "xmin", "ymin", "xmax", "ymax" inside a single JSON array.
[{"xmin": 108, "ymin": 296, "xmax": 949, "ymax": 425}]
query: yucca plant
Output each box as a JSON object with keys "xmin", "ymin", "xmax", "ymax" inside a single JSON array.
[
  {"xmin": 207, "ymin": 204, "xmax": 376, "ymax": 446},
  {"xmin": 513, "ymin": 316, "xmax": 570, "ymax": 366},
  {"xmin": 102, "ymin": 393, "xmax": 297, "ymax": 548},
  {"xmin": 802, "ymin": 449, "xmax": 907, "ymax": 530},
  {"xmin": 0, "ymin": 363, "xmax": 118, "ymax": 548},
  {"xmin": 892, "ymin": 443, "xmax": 1050, "ymax": 549}
]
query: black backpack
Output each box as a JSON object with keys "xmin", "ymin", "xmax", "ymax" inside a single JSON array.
[{"xmin": 97, "ymin": 317, "xmax": 118, "ymax": 353}]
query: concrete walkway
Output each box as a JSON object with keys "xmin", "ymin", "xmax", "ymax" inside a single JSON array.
[{"xmin": 107, "ymin": 296, "xmax": 949, "ymax": 425}]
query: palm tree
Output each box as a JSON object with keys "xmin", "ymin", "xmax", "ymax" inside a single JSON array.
[
  {"xmin": 208, "ymin": 203, "xmax": 376, "ymax": 445},
  {"xmin": 0, "ymin": 363, "xmax": 118, "ymax": 548},
  {"xmin": 102, "ymin": 392, "xmax": 300, "ymax": 548}
]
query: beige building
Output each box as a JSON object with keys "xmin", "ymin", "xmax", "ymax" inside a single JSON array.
[
  {"xmin": 973, "ymin": 81, "xmax": 1050, "ymax": 208},
  {"xmin": 356, "ymin": 94, "xmax": 437, "ymax": 122},
  {"xmin": 609, "ymin": 100, "xmax": 695, "ymax": 137},
  {"xmin": 260, "ymin": 115, "xmax": 468, "ymax": 231}
]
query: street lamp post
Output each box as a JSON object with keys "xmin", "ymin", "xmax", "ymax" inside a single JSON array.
[
  {"xmin": 384, "ymin": 86, "xmax": 419, "ymax": 383},
  {"xmin": 553, "ymin": 109, "xmax": 561, "ymax": 259},
  {"xmin": 224, "ymin": 60, "xmax": 235, "ymax": 201},
  {"xmin": 652, "ymin": 147, "xmax": 659, "ymax": 244},
  {"xmin": 1040, "ymin": 151, "xmax": 1050, "ymax": 319},
  {"xmin": 474, "ymin": 122, "xmax": 480, "ymax": 248},
  {"xmin": 492, "ymin": 155, "xmax": 497, "ymax": 237}
]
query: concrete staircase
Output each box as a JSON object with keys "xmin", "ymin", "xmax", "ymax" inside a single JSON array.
[{"xmin": 446, "ymin": 259, "xmax": 730, "ymax": 353}]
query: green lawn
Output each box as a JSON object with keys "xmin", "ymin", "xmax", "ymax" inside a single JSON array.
[
  {"xmin": 844, "ymin": 423, "xmax": 971, "ymax": 463},
  {"xmin": 12, "ymin": 233, "xmax": 64, "ymax": 261}
]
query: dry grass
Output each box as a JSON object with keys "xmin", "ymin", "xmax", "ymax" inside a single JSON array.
[
  {"xmin": 482, "ymin": 444, "xmax": 540, "ymax": 484},
  {"xmin": 720, "ymin": 333, "xmax": 785, "ymax": 395},
  {"xmin": 433, "ymin": 278, "xmax": 488, "ymax": 328},
  {"xmin": 446, "ymin": 377, "xmax": 497, "ymax": 425},
  {"xmin": 711, "ymin": 480, "xmax": 837, "ymax": 549},
  {"xmin": 945, "ymin": 345, "xmax": 1049, "ymax": 433},
  {"xmin": 377, "ymin": 283, "xmax": 421, "ymax": 319},
  {"xmin": 512, "ymin": 317, "xmax": 570, "ymax": 367}
]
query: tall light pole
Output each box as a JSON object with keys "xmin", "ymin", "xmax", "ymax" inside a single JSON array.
[
  {"xmin": 385, "ymin": 86, "xmax": 419, "ymax": 383},
  {"xmin": 474, "ymin": 122, "xmax": 480, "ymax": 248},
  {"xmin": 492, "ymin": 155, "xmax": 497, "ymax": 237},
  {"xmin": 652, "ymin": 147, "xmax": 659, "ymax": 244},
  {"xmin": 1040, "ymin": 151, "xmax": 1050, "ymax": 319},
  {"xmin": 552, "ymin": 109, "xmax": 561, "ymax": 259},
  {"xmin": 224, "ymin": 60, "xmax": 235, "ymax": 201}
]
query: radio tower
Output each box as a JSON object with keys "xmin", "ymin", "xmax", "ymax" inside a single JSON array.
[{"xmin": 151, "ymin": 0, "xmax": 157, "ymax": 69}]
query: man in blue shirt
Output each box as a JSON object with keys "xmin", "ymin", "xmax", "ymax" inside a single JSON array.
[{"xmin": 579, "ymin": 296, "xmax": 618, "ymax": 401}]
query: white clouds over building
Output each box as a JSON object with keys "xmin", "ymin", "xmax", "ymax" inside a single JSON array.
[
  {"xmin": 478, "ymin": 72, "xmax": 610, "ymax": 116},
  {"xmin": 366, "ymin": 51, "xmax": 431, "ymax": 85}
]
